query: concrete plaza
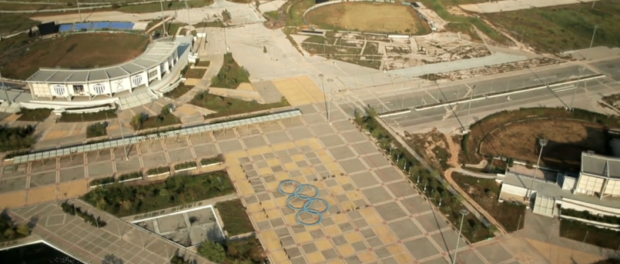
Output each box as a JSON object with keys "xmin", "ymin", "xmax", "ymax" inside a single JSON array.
[{"xmin": 223, "ymin": 103, "xmax": 521, "ymax": 264}]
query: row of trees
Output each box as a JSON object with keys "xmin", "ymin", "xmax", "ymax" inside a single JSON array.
[
  {"xmin": 0, "ymin": 125, "xmax": 36, "ymax": 152},
  {"xmin": 0, "ymin": 211, "xmax": 31, "ymax": 242}
]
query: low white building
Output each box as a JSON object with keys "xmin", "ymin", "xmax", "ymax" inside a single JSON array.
[{"xmin": 499, "ymin": 151, "xmax": 620, "ymax": 225}]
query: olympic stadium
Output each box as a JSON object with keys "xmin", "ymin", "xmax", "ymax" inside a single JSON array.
[{"xmin": 1, "ymin": 21, "xmax": 194, "ymax": 112}]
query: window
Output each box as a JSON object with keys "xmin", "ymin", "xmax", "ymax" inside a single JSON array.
[
  {"xmin": 73, "ymin": 84, "xmax": 85, "ymax": 94},
  {"xmin": 93, "ymin": 84, "xmax": 106, "ymax": 94},
  {"xmin": 148, "ymin": 70, "xmax": 158, "ymax": 79},
  {"xmin": 53, "ymin": 85, "xmax": 66, "ymax": 96}
]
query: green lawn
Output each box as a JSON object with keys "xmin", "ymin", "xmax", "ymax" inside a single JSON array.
[
  {"xmin": 58, "ymin": 109, "xmax": 117, "ymax": 122},
  {"xmin": 185, "ymin": 68, "xmax": 206, "ymax": 79},
  {"xmin": 0, "ymin": 14, "xmax": 40, "ymax": 35},
  {"xmin": 210, "ymin": 53, "xmax": 250, "ymax": 89},
  {"xmin": 217, "ymin": 199, "xmax": 255, "ymax": 236},
  {"xmin": 164, "ymin": 85, "xmax": 195, "ymax": 99},
  {"xmin": 16, "ymin": 108, "xmax": 51, "ymax": 122},
  {"xmin": 484, "ymin": 2, "xmax": 620, "ymax": 53},
  {"xmin": 82, "ymin": 171, "xmax": 234, "ymax": 217},
  {"xmin": 190, "ymin": 91, "xmax": 289, "ymax": 119}
]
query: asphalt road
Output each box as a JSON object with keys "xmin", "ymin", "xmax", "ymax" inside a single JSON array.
[{"xmin": 336, "ymin": 58, "xmax": 620, "ymax": 133}]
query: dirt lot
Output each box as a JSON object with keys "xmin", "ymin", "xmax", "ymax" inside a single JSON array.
[
  {"xmin": 305, "ymin": 2, "xmax": 428, "ymax": 34},
  {"xmin": 452, "ymin": 172, "xmax": 526, "ymax": 232},
  {"xmin": 2, "ymin": 33, "xmax": 149, "ymax": 80},
  {"xmin": 480, "ymin": 119, "xmax": 607, "ymax": 170},
  {"xmin": 404, "ymin": 128, "xmax": 451, "ymax": 172}
]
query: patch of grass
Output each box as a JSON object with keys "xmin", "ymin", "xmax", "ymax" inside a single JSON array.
[
  {"xmin": 217, "ymin": 199, "xmax": 254, "ymax": 236},
  {"xmin": 0, "ymin": 211, "xmax": 31, "ymax": 242},
  {"xmin": 306, "ymin": 2, "xmax": 429, "ymax": 34},
  {"xmin": 0, "ymin": 14, "xmax": 39, "ymax": 35},
  {"xmin": 444, "ymin": 22, "xmax": 482, "ymax": 42},
  {"xmin": 131, "ymin": 105, "xmax": 180, "ymax": 130},
  {"xmin": 484, "ymin": 2, "xmax": 620, "ymax": 53},
  {"xmin": 201, "ymin": 155, "xmax": 223, "ymax": 166},
  {"xmin": 2, "ymin": 33, "xmax": 149, "ymax": 80},
  {"xmin": 58, "ymin": 109, "xmax": 117, "ymax": 122},
  {"xmin": 90, "ymin": 176, "xmax": 115, "ymax": 186},
  {"xmin": 147, "ymin": 166, "xmax": 170, "ymax": 176},
  {"xmin": 16, "ymin": 108, "xmax": 51, "ymax": 122},
  {"xmin": 285, "ymin": 0, "xmax": 315, "ymax": 26},
  {"xmin": 452, "ymin": 172, "xmax": 526, "ymax": 232},
  {"xmin": 185, "ymin": 68, "xmax": 206, "ymax": 79},
  {"xmin": 174, "ymin": 161, "xmax": 197, "ymax": 170},
  {"xmin": 147, "ymin": 20, "xmax": 187, "ymax": 37},
  {"xmin": 417, "ymin": 0, "xmax": 510, "ymax": 45},
  {"xmin": 211, "ymin": 53, "xmax": 249, "ymax": 89},
  {"xmin": 164, "ymin": 85, "xmax": 195, "ymax": 99},
  {"xmin": 82, "ymin": 170, "xmax": 234, "ymax": 217},
  {"xmin": 560, "ymin": 218, "xmax": 620, "ymax": 249},
  {"xmin": 118, "ymin": 172, "xmax": 143, "ymax": 181},
  {"xmin": 191, "ymin": 91, "xmax": 289, "ymax": 119},
  {"xmin": 86, "ymin": 122, "xmax": 107, "ymax": 138},
  {"xmin": 264, "ymin": 11, "xmax": 279, "ymax": 20},
  {"xmin": 193, "ymin": 20, "xmax": 226, "ymax": 28}
]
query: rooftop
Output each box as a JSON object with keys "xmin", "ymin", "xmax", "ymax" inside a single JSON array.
[
  {"xmin": 26, "ymin": 40, "xmax": 179, "ymax": 83},
  {"xmin": 502, "ymin": 171, "xmax": 620, "ymax": 210},
  {"xmin": 581, "ymin": 151, "xmax": 620, "ymax": 179}
]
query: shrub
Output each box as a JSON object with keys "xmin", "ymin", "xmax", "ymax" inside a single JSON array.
[
  {"xmin": 0, "ymin": 125, "xmax": 36, "ymax": 151},
  {"xmin": 0, "ymin": 212, "xmax": 30, "ymax": 242},
  {"xmin": 201, "ymin": 155, "xmax": 224, "ymax": 166},
  {"xmin": 175, "ymin": 161, "xmax": 197, "ymax": 170},
  {"xmin": 562, "ymin": 208, "xmax": 620, "ymax": 225},
  {"xmin": 86, "ymin": 122, "xmax": 108, "ymax": 138},
  {"xmin": 118, "ymin": 172, "xmax": 143, "ymax": 182},
  {"xmin": 90, "ymin": 176, "xmax": 115, "ymax": 186},
  {"xmin": 147, "ymin": 166, "xmax": 171, "ymax": 175},
  {"xmin": 60, "ymin": 202, "xmax": 107, "ymax": 227}
]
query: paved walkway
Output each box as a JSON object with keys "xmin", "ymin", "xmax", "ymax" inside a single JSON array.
[{"xmin": 9, "ymin": 200, "xmax": 214, "ymax": 264}]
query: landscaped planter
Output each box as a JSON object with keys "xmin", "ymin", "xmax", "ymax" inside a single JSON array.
[
  {"xmin": 89, "ymin": 182, "xmax": 115, "ymax": 189},
  {"xmin": 201, "ymin": 162, "xmax": 223, "ymax": 168},
  {"xmin": 119, "ymin": 177, "xmax": 142, "ymax": 183},
  {"xmin": 175, "ymin": 167, "xmax": 197, "ymax": 173},
  {"xmin": 147, "ymin": 172, "xmax": 170, "ymax": 178}
]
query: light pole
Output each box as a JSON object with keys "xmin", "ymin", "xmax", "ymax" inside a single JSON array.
[
  {"xmin": 452, "ymin": 209, "xmax": 470, "ymax": 264},
  {"xmin": 326, "ymin": 78, "xmax": 333, "ymax": 124},
  {"xmin": 528, "ymin": 138, "xmax": 548, "ymax": 199},
  {"xmin": 0, "ymin": 71, "xmax": 10, "ymax": 106},
  {"xmin": 465, "ymin": 85, "xmax": 476, "ymax": 133},
  {"xmin": 116, "ymin": 110, "xmax": 129, "ymax": 161},
  {"xmin": 76, "ymin": 0, "xmax": 82, "ymax": 22},
  {"xmin": 570, "ymin": 68, "xmax": 584, "ymax": 111},
  {"xmin": 160, "ymin": 0, "xmax": 167, "ymax": 36},
  {"xmin": 589, "ymin": 25, "xmax": 598, "ymax": 49}
]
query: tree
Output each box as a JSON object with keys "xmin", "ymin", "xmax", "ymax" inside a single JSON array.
[
  {"xmin": 16, "ymin": 224, "xmax": 30, "ymax": 236},
  {"xmin": 131, "ymin": 113, "xmax": 144, "ymax": 130},
  {"xmin": 263, "ymin": 46, "xmax": 267, "ymax": 53},
  {"xmin": 221, "ymin": 9, "xmax": 231, "ymax": 23},
  {"xmin": 197, "ymin": 241, "xmax": 226, "ymax": 263}
]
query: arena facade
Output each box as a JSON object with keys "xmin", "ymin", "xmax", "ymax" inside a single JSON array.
[{"xmin": 26, "ymin": 40, "xmax": 180, "ymax": 101}]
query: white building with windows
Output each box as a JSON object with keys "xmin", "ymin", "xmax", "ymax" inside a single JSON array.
[
  {"xmin": 3, "ymin": 36, "xmax": 194, "ymax": 112},
  {"xmin": 26, "ymin": 41, "xmax": 179, "ymax": 100}
]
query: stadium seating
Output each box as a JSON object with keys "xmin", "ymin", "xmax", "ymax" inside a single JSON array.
[{"xmin": 57, "ymin": 22, "xmax": 137, "ymax": 32}]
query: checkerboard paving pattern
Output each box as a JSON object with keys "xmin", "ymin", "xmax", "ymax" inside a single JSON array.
[{"xmin": 223, "ymin": 103, "xmax": 521, "ymax": 264}]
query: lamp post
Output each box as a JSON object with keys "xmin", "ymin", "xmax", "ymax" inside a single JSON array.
[
  {"xmin": 570, "ymin": 68, "xmax": 584, "ymax": 111},
  {"xmin": 452, "ymin": 209, "xmax": 470, "ymax": 264},
  {"xmin": 76, "ymin": 0, "xmax": 82, "ymax": 22},
  {"xmin": 465, "ymin": 85, "xmax": 476, "ymax": 133},
  {"xmin": 116, "ymin": 110, "xmax": 128, "ymax": 161},
  {"xmin": 589, "ymin": 25, "xmax": 598, "ymax": 49},
  {"xmin": 528, "ymin": 138, "xmax": 548, "ymax": 199},
  {"xmin": 0, "ymin": 71, "xmax": 10, "ymax": 106},
  {"xmin": 326, "ymin": 78, "xmax": 333, "ymax": 124},
  {"xmin": 160, "ymin": 0, "xmax": 167, "ymax": 36}
]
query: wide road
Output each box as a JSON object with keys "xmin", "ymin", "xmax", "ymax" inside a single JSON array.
[{"xmin": 335, "ymin": 58, "xmax": 620, "ymax": 133}]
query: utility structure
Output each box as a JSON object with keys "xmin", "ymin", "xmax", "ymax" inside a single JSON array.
[
  {"xmin": 464, "ymin": 85, "xmax": 476, "ymax": 134},
  {"xmin": 527, "ymin": 138, "xmax": 548, "ymax": 199},
  {"xmin": 452, "ymin": 209, "xmax": 470, "ymax": 264},
  {"xmin": 0, "ymin": 71, "xmax": 10, "ymax": 106},
  {"xmin": 570, "ymin": 67, "xmax": 585, "ymax": 111}
]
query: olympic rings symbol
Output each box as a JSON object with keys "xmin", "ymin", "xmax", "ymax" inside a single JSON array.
[{"xmin": 278, "ymin": 180, "xmax": 330, "ymax": 226}]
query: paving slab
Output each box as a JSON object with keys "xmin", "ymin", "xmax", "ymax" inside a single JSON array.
[
  {"xmin": 349, "ymin": 171, "xmax": 379, "ymax": 188},
  {"xmin": 404, "ymin": 237, "xmax": 441, "ymax": 260},
  {"xmin": 453, "ymin": 249, "xmax": 484, "ymax": 264},
  {"xmin": 374, "ymin": 167, "xmax": 404, "ymax": 183},
  {"xmin": 374, "ymin": 202, "xmax": 407, "ymax": 222},
  {"xmin": 218, "ymin": 139, "xmax": 244, "ymax": 153},
  {"xmin": 430, "ymin": 230, "xmax": 465, "ymax": 252},
  {"xmin": 59, "ymin": 154, "xmax": 85, "ymax": 168},
  {"xmin": 30, "ymin": 171, "xmax": 58, "ymax": 187},
  {"xmin": 400, "ymin": 196, "xmax": 431, "ymax": 215},
  {"xmin": 350, "ymin": 141, "xmax": 377, "ymax": 156},
  {"xmin": 329, "ymin": 146, "xmax": 356, "ymax": 160},
  {"xmin": 339, "ymin": 159, "xmax": 367, "ymax": 174},
  {"xmin": 142, "ymin": 153, "xmax": 168, "ymax": 168},
  {"xmin": 341, "ymin": 131, "xmax": 368, "ymax": 144},
  {"xmin": 265, "ymin": 131, "xmax": 291, "ymax": 145},
  {"xmin": 193, "ymin": 143, "xmax": 219, "ymax": 157},
  {"xmin": 115, "ymin": 157, "xmax": 142, "ymax": 173},
  {"xmin": 415, "ymin": 212, "xmax": 450, "ymax": 232},
  {"xmin": 386, "ymin": 181, "xmax": 417, "ymax": 198},
  {"xmin": 318, "ymin": 134, "xmax": 345, "ymax": 147},
  {"xmin": 59, "ymin": 167, "xmax": 85, "ymax": 183},
  {"xmin": 168, "ymin": 148, "xmax": 195, "ymax": 163},
  {"xmin": 362, "ymin": 186, "xmax": 393, "ymax": 204},
  {"xmin": 242, "ymin": 135, "xmax": 268, "ymax": 149},
  {"xmin": 362, "ymin": 154, "xmax": 391, "ymax": 168},
  {"xmin": 0, "ymin": 177, "xmax": 28, "ymax": 193},
  {"xmin": 475, "ymin": 243, "xmax": 513, "ymax": 263},
  {"xmin": 421, "ymin": 257, "xmax": 450, "ymax": 264},
  {"xmin": 388, "ymin": 219, "xmax": 423, "ymax": 240},
  {"xmin": 310, "ymin": 124, "xmax": 336, "ymax": 136},
  {"xmin": 288, "ymin": 127, "xmax": 314, "ymax": 140}
]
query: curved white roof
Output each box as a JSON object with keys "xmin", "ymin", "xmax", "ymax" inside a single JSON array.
[{"xmin": 26, "ymin": 40, "xmax": 179, "ymax": 83}]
